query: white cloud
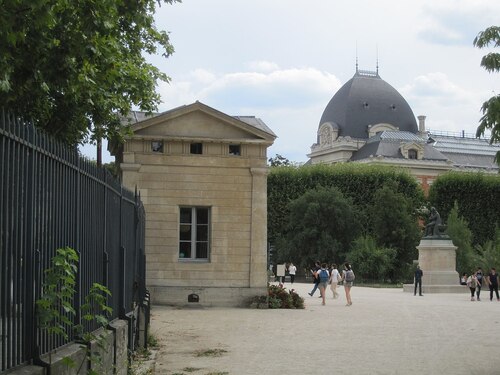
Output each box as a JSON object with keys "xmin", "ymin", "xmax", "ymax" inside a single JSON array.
[
  {"xmin": 401, "ymin": 72, "xmax": 470, "ymax": 102},
  {"xmin": 190, "ymin": 69, "xmax": 216, "ymax": 84},
  {"xmin": 400, "ymin": 72, "xmax": 490, "ymax": 134},
  {"xmin": 159, "ymin": 65, "xmax": 341, "ymax": 113},
  {"xmin": 246, "ymin": 61, "xmax": 280, "ymax": 73},
  {"xmin": 417, "ymin": 0, "xmax": 500, "ymax": 45}
]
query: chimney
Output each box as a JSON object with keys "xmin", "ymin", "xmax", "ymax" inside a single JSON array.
[{"xmin": 417, "ymin": 115, "xmax": 426, "ymax": 135}]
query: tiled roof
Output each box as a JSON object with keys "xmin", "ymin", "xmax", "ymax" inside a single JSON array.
[
  {"xmin": 351, "ymin": 131, "xmax": 448, "ymax": 161},
  {"xmin": 428, "ymin": 133, "xmax": 499, "ymax": 170},
  {"xmin": 233, "ymin": 116, "xmax": 277, "ymax": 137}
]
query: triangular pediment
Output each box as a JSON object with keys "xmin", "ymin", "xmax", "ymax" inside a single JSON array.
[{"xmin": 128, "ymin": 102, "xmax": 276, "ymax": 144}]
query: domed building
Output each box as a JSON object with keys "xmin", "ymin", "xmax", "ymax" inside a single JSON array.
[{"xmin": 308, "ymin": 67, "xmax": 499, "ymax": 192}]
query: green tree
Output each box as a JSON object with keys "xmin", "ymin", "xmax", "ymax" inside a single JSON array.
[
  {"xmin": 445, "ymin": 202, "xmax": 477, "ymax": 275},
  {"xmin": 473, "ymin": 26, "xmax": 500, "ymax": 164},
  {"xmin": 369, "ymin": 183, "xmax": 421, "ymax": 280},
  {"xmin": 475, "ymin": 228, "xmax": 500, "ymax": 273},
  {"xmin": 0, "ymin": 0, "xmax": 179, "ymax": 146},
  {"xmin": 346, "ymin": 236, "xmax": 397, "ymax": 282},
  {"xmin": 268, "ymin": 154, "xmax": 292, "ymax": 167},
  {"xmin": 278, "ymin": 186, "xmax": 361, "ymax": 268}
]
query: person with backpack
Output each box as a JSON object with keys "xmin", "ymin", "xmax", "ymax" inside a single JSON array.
[
  {"xmin": 317, "ymin": 263, "xmax": 330, "ymax": 306},
  {"xmin": 475, "ymin": 267, "xmax": 484, "ymax": 301},
  {"xmin": 343, "ymin": 262, "xmax": 355, "ymax": 306},
  {"xmin": 466, "ymin": 272, "xmax": 478, "ymax": 301},
  {"xmin": 308, "ymin": 261, "xmax": 321, "ymax": 297}
]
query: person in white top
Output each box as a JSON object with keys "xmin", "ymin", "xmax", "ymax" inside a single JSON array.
[
  {"xmin": 329, "ymin": 264, "xmax": 342, "ymax": 299},
  {"xmin": 288, "ymin": 262, "xmax": 297, "ymax": 284}
]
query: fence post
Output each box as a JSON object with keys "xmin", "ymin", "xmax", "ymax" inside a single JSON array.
[
  {"xmin": 74, "ymin": 158, "xmax": 82, "ymax": 330},
  {"xmin": 25, "ymin": 121, "xmax": 36, "ymax": 363},
  {"xmin": 119, "ymin": 246, "xmax": 126, "ymax": 319}
]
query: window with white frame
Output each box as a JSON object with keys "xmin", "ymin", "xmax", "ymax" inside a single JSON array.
[
  {"xmin": 408, "ymin": 149, "xmax": 418, "ymax": 159},
  {"xmin": 179, "ymin": 207, "xmax": 210, "ymax": 260}
]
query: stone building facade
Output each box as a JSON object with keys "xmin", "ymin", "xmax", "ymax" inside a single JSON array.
[{"xmin": 113, "ymin": 101, "xmax": 276, "ymax": 306}]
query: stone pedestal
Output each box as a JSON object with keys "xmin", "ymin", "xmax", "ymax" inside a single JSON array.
[{"xmin": 403, "ymin": 237, "xmax": 466, "ymax": 293}]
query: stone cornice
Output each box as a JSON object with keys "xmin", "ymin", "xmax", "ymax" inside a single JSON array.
[
  {"xmin": 120, "ymin": 163, "xmax": 141, "ymax": 171},
  {"xmin": 250, "ymin": 167, "xmax": 269, "ymax": 176}
]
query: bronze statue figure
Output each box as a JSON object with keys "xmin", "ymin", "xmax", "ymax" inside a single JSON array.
[{"xmin": 424, "ymin": 207, "xmax": 442, "ymax": 237}]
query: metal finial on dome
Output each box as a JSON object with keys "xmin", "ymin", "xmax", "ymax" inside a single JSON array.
[
  {"xmin": 356, "ymin": 42, "xmax": 359, "ymax": 73},
  {"xmin": 376, "ymin": 45, "xmax": 379, "ymax": 75}
]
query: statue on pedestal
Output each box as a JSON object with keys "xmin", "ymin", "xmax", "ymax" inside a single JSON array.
[{"xmin": 424, "ymin": 207, "xmax": 443, "ymax": 237}]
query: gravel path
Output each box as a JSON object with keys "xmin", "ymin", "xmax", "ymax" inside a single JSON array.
[{"xmin": 150, "ymin": 282, "xmax": 500, "ymax": 375}]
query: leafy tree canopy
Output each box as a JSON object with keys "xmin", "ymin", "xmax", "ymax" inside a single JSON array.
[
  {"xmin": 277, "ymin": 186, "xmax": 361, "ymax": 268},
  {"xmin": 473, "ymin": 26, "xmax": 500, "ymax": 164},
  {"xmin": 268, "ymin": 154, "xmax": 292, "ymax": 167},
  {"xmin": 445, "ymin": 202, "xmax": 476, "ymax": 275},
  {"xmin": 346, "ymin": 236, "xmax": 397, "ymax": 282},
  {"xmin": 0, "ymin": 0, "xmax": 179, "ymax": 146},
  {"xmin": 369, "ymin": 182, "xmax": 420, "ymax": 265}
]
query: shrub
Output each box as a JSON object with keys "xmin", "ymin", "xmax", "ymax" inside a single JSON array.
[
  {"xmin": 429, "ymin": 172, "xmax": 500, "ymax": 245},
  {"xmin": 248, "ymin": 284, "xmax": 305, "ymax": 309},
  {"xmin": 268, "ymin": 284, "xmax": 304, "ymax": 309}
]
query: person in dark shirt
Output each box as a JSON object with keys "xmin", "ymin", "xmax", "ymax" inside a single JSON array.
[
  {"xmin": 308, "ymin": 261, "xmax": 321, "ymax": 296},
  {"xmin": 475, "ymin": 267, "xmax": 484, "ymax": 301},
  {"xmin": 414, "ymin": 265, "xmax": 423, "ymax": 296},
  {"xmin": 486, "ymin": 268, "xmax": 499, "ymax": 301}
]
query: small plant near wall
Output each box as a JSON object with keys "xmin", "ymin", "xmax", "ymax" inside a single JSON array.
[
  {"xmin": 36, "ymin": 247, "xmax": 113, "ymax": 374},
  {"xmin": 36, "ymin": 247, "xmax": 79, "ymax": 365}
]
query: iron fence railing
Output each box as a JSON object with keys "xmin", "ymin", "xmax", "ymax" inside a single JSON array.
[{"xmin": 0, "ymin": 110, "xmax": 147, "ymax": 373}]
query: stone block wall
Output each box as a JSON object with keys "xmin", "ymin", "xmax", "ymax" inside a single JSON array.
[{"xmin": 7, "ymin": 320, "xmax": 128, "ymax": 375}]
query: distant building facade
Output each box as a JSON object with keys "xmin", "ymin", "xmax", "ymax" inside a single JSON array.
[
  {"xmin": 112, "ymin": 101, "xmax": 276, "ymax": 306},
  {"xmin": 308, "ymin": 68, "xmax": 499, "ymax": 192}
]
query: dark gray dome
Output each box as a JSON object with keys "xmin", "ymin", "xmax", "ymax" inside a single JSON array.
[{"xmin": 319, "ymin": 70, "xmax": 418, "ymax": 139}]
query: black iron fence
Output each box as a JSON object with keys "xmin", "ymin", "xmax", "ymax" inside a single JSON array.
[{"xmin": 0, "ymin": 110, "xmax": 148, "ymax": 372}]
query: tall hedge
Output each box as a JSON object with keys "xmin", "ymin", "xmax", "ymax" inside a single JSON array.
[
  {"xmin": 428, "ymin": 172, "xmax": 500, "ymax": 245},
  {"xmin": 268, "ymin": 163, "xmax": 425, "ymax": 244}
]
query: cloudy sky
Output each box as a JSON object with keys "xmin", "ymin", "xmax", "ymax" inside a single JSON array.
[{"xmin": 82, "ymin": 0, "xmax": 500, "ymax": 163}]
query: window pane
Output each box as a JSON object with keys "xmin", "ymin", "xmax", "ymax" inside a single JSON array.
[
  {"xmin": 197, "ymin": 225, "xmax": 208, "ymax": 241},
  {"xmin": 151, "ymin": 141, "xmax": 163, "ymax": 152},
  {"xmin": 229, "ymin": 144, "xmax": 240, "ymax": 156},
  {"xmin": 179, "ymin": 224, "xmax": 192, "ymax": 240},
  {"xmin": 190, "ymin": 143, "xmax": 203, "ymax": 154},
  {"xmin": 197, "ymin": 208, "xmax": 209, "ymax": 224},
  {"xmin": 180, "ymin": 207, "xmax": 191, "ymax": 223},
  {"xmin": 179, "ymin": 242, "xmax": 191, "ymax": 258},
  {"xmin": 196, "ymin": 242, "xmax": 208, "ymax": 259}
]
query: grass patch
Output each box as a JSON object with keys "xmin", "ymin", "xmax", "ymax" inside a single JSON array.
[
  {"xmin": 183, "ymin": 368, "xmax": 202, "ymax": 372},
  {"xmin": 147, "ymin": 332, "xmax": 160, "ymax": 348},
  {"xmin": 195, "ymin": 348, "xmax": 228, "ymax": 357},
  {"xmin": 205, "ymin": 372, "xmax": 229, "ymax": 375}
]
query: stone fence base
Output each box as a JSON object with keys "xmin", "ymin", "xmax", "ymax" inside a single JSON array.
[{"xmin": 7, "ymin": 320, "xmax": 128, "ymax": 375}]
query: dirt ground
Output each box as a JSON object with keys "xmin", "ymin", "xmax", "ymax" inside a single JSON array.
[{"xmin": 149, "ymin": 282, "xmax": 500, "ymax": 375}]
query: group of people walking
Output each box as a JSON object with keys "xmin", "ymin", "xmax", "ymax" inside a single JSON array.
[
  {"xmin": 462, "ymin": 267, "xmax": 499, "ymax": 301},
  {"xmin": 308, "ymin": 261, "xmax": 355, "ymax": 306}
]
